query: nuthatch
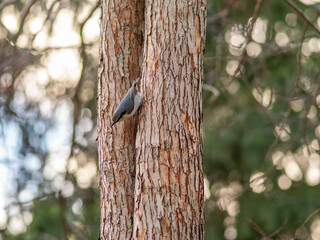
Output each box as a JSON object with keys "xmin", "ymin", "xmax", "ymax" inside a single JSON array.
[{"xmin": 111, "ymin": 77, "xmax": 142, "ymax": 127}]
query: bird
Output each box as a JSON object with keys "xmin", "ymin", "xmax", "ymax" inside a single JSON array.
[{"xmin": 111, "ymin": 77, "xmax": 142, "ymax": 127}]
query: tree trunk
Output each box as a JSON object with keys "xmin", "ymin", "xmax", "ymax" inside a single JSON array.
[
  {"xmin": 98, "ymin": 0, "xmax": 206, "ymax": 239},
  {"xmin": 97, "ymin": 1, "xmax": 144, "ymax": 239},
  {"xmin": 133, "ymin": 1, "xmax": 206, "ymax": 239}
]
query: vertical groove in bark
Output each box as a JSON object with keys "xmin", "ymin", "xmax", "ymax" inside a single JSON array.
[
  {"xmin": 98, "ymin": 1, "xmax": 144, "ymax": 239},
  {"xmin": 133, "ymin": 0, "xmax": 207, "ymax": 239}
]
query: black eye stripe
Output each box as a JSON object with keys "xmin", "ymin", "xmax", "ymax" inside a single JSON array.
[{"xmin": 116, "ymin": 111, "xmax": 126, "ymax": 123}]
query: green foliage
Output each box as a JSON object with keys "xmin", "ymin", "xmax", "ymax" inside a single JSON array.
[{"xmin": 203, "ymin": 0, "xmax": 320, "ymax": 239}]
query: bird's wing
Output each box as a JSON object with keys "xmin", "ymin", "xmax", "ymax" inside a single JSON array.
[{"xmin": 112, "ymin": 90, "xmax": 134, "ymax": 123}]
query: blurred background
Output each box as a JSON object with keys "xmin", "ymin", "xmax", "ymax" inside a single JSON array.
[{"xmin": 0, "ymin": 0, "xmax": 320, "ymax": 239}]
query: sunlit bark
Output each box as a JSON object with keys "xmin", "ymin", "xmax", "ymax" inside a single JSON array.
[{"xmin": 133, "ymin": 1, "xmax": 206, "ymax": 239}]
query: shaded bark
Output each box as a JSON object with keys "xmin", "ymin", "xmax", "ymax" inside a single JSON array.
[{"xmin": 97, "ymin": 1, "xmax": 144, "ymax": 239}]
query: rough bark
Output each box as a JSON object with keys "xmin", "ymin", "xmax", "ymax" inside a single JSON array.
[
  {"xmin": 97, "ymin": 1, "xmax": 144, "ymax": 239},
  {"xmin": 133, "ymin": 1, "xmax": 206, "ymax": 239},
  {"xmin": 98, "ymin": 0, "xmax": 206, "ymax": 239}
]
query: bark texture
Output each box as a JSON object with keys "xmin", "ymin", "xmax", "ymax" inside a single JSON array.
[
  {"xmin": 98, "ymin": 0, "xmax": 206, "ymax": 239},
  {"xmin": 133, "ymin": 1, "xmax": 206, "ymax": 239},
  {"xmin": 97, "ymin": 1, "xmax": 144, "ymax": 239}
]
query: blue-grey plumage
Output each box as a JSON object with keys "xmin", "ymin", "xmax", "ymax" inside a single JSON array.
[{"xmin": 111, "ymin": 77, "xmax": 142, "ymax": 127}]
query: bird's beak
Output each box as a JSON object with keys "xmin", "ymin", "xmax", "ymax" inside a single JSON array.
[{"xmin": 133, "ymin": 77, "xmax": 141, "ymax": 85}]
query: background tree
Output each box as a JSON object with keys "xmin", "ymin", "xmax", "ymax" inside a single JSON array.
[{"xmin": 0, "ymin": 0, "xmax": 320, "ymax": 239}]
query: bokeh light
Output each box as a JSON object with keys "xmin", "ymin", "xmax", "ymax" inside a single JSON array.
[{"xmin": 1, "ymin": 0, "xmax": 320, "ymax": 239}]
